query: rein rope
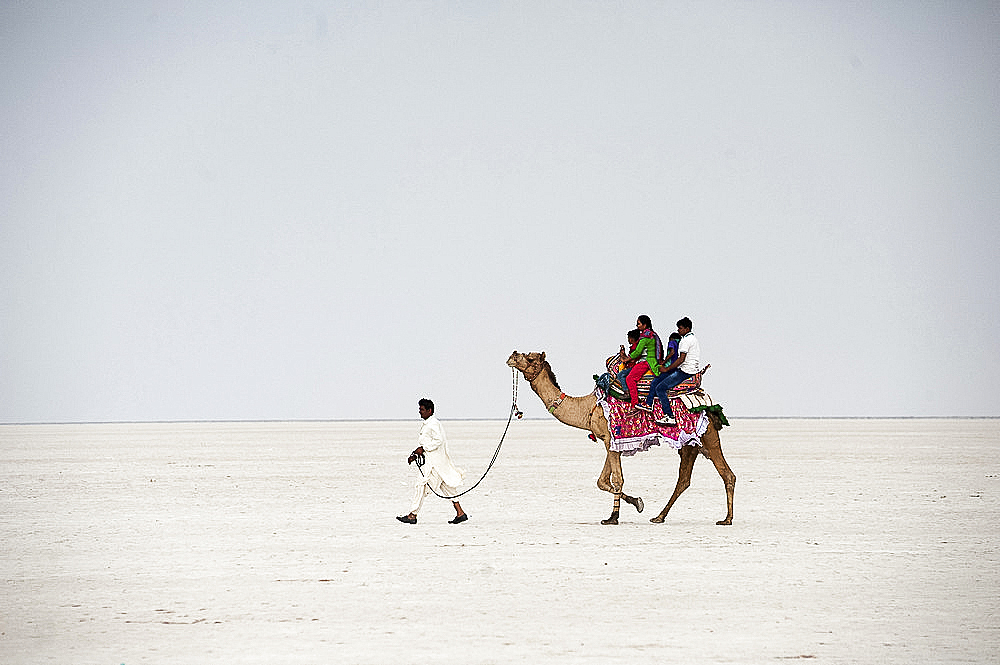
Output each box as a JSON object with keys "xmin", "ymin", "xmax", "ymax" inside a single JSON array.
[{"xmin": 417, "ymin": 368, "xmax": 522, "ymax": 500}]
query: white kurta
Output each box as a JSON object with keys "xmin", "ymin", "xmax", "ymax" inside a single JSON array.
[
  {"xmin": 417, "ymin": 415, "xmax": 466, "ymax": 490},
  {"xmin": 409, "ymin": 415, "xmax": 466, "ymax": 513}
]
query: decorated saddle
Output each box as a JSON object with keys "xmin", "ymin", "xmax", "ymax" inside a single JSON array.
[
  {"xmin": 593, "ymin": 354, "xmax": 728, "ymax": 457},
  {"xmin": 601, "ymin": 353, "xmax": 710, "ymax": 401}
]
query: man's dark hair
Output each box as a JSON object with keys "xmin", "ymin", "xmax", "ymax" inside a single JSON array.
[
  {"xmin": 627, "ymin": 329, "xmax": 641, "ymax": 341},
  {"xmin": 677, "ymin": 317, "xmax": 693, "ymax": 329},
  {"xmin": 418, "ymin": 398, "xmax": 434, "ymax": 413},
  {"xmin": 637, "ymin": 314, "xmax": 652, "ymax": 328}
]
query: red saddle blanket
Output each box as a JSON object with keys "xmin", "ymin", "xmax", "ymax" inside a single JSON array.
[
  {"xmin": 596, "ymin": 389, "xmax": 708, "ymax": 457},
  {"xmin": 604, "ymin": 354, "xmax": 709, "ymax": 400}
]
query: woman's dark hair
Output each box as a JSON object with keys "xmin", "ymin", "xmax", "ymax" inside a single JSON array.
[{"xmin": 637, "ymin": 314, "xmax": 652, "ymax": 328}]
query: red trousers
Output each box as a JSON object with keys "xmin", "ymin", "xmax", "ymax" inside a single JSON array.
[{"xmin": 626, "ymin": 361, "xmax": 650, "ymax": 405}]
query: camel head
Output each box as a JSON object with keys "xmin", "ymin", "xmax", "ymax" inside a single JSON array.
[{"xmin": 507, "ymin": 351, "xmax": 547, "ymax": 381}]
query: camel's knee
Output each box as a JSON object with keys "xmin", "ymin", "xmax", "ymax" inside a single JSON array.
[
  {"xmin": 600, "ymin": 479, "xmax": 622, "ymax": 494},
  {"xmin": 597, "ymin": 464, "xmax": 614, "ymax": 491},
  {"xmin": 607, "ymin": 474, "xmax": 625, "ymax": 494},
  {"xmin": 597, "ymin": 472, "xmax": 622, "ymax": 493},
  {"xmin": 597, "ymin": 480, "xmax": 622, "ymax": 494}
]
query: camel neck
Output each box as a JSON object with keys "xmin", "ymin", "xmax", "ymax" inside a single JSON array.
[{"xmin": 528, "ymin": 367, "xmax": 562, "ymax": 403}]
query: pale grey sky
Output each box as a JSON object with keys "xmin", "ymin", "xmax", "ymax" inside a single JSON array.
[{"xmin": 2, "ymin": 2, "xmax": 998, "ymax": 422}]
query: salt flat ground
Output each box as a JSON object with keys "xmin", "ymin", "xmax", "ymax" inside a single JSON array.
[{"xmin": 1, "ymin": 418, "xmax": 998, "ymax": 664}]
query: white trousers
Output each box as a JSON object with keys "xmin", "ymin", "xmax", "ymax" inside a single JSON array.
[{"xmin": 410, "ymin": 475, "xmax": 459, "ymax": 514}]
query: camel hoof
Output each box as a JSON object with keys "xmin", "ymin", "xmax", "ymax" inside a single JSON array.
[
  {"xmin": 716, "ymin": 519, "xmax": 732, "ymax": 526},
  {"xmin": 649, "ymin": 515, "xmax": 665, "ymax": 523}
]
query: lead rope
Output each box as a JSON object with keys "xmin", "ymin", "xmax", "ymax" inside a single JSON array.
[{"xmin": 417, "ymin": 368, "xmax": 522, "ymax": 500}]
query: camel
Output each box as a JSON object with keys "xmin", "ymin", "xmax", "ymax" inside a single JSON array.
[{"xmin": 506, "ymin": 351, "xmax": 736, "ymax": 525}]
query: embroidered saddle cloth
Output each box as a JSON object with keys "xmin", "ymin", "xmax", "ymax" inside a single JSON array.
[{"xmin": 594, "ymin": 387, "xmax": 711, "ymax": 457}]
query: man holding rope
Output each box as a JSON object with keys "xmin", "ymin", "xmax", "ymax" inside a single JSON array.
[{"xmin": 396, "ymin": 398, "xmax": 469, "ymax": 525}]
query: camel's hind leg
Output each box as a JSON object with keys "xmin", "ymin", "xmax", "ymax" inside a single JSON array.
[
  {"xmin": 651, "ymin": 424, "xmax": 736, "ymax": 525},
  {"xmin": 650, "ymin": 446, "xmax": 698, "ymax": 523},
  {"xmin": 700, "ymin": 423, "xmax": 736, "ymax": 525}
]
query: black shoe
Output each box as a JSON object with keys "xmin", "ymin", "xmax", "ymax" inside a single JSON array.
[
  {"xmin": 449, "ymin": 514, "xmax": 468, "ymax": 524},
  {"xmin": 636, "ymin": 402, "xmax": 653, "ymax": 413},
  {"xmin": 396, "ymin": 514, "xmax": 416, "ymax": 524}
]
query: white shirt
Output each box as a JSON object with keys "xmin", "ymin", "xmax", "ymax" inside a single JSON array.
[
  {"xmin": 677, "ymin": 333, "xmax": 701, "ymax": 374},
  {"xmin": 418, "ymin": 415, "xmax": 466, "ymax": 489}
]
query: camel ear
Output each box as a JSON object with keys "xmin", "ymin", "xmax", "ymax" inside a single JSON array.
[{"xmin": 540, "ymin": 351, "xmax": 546, "ymax": 360}]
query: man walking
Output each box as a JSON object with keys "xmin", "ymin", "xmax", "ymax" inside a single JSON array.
[{"xmin": 396, "ymin": 398, "xmax": 469, "ymax": 524}]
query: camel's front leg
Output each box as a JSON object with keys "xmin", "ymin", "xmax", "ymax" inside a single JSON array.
[
  {"xmin": 650, "ymin": 446, "xmax": 698, "ymax": 523},
  {"xmin": 596, "ymin": 450, "xmax": 619, "ymax": 494},
  {"xmin": 596, "ymin": 451, "xmax": 620, "ymax": 525},
  {"xmin": 600, "ymin": 449, "xmax": 637, "ymax": 525},
  {"xmin": 596, "ymin": 446, "xmax": 643, "ymax": 525}
]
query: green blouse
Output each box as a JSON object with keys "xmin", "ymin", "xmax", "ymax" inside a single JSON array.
[{"xmin": 628, "ymin": 336, "xmax": 661, "ymax": 376}]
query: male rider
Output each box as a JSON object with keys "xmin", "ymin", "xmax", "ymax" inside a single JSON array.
[{"xmin": 650, "ymin": 317, "xmax": 701, "ymax": 427}]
